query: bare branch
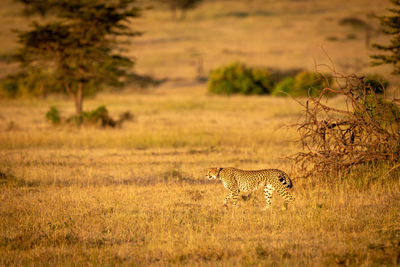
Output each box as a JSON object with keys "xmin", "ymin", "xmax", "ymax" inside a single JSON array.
[{"xmin": 290, "ymin": 71, "xmax": 400, "ymax": 179}]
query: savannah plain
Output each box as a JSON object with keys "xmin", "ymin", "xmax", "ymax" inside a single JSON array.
[{"xmin": 1, "ymin": 0, "xmax": 400, "ymax": 265}]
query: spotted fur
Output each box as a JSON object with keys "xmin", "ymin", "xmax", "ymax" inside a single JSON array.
[{"xmin": 206, "ymin": 167, "xmax": 294, "ymax": 210}]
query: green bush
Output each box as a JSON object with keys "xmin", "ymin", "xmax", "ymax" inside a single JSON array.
[
  {"xmin": 45, "ymin": 106, "xmax": 61, "ymax": 124},
  {"xmin": 60, "ymin": 106, "xmax": 133, "ymax": 128},
  {"xmin": 0, "ymin": 74, "xmax": 21, "ymax": 98},
  {"xmin": 271, "ymin": 77, "xmax": 294, "ymax": 96},
  {"xmin": 363, "ymin": 74, "xmax": 389, "ymax": 94},
  {"xmin": 270, "ymin": 71, "xmax": 332, "ymax": 97},
  {"xmin": 291, "ymin": 71, "xmax": 332, "ymax": 97},
  {"xmin": 83, "ymin": 106, "xmax": 110, "ymax": 125},
  {"xmin": 208, "ymin": 62, "xmax": 273, "ymax": 95},
  {"xmin": 67, "ymin": 106, "xmax": 116, "ymax": 127},
  {"xmin": 356, "ymin": 94, "xmax": 400, "ymax": 128}
]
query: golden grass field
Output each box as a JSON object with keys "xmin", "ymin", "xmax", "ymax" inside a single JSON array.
[
  {"xmin": 1, "ymin": 86, "xmax": 400, "ymax": 266},
  {"xmin": 1, "ymin": 0, "xmax": 400, "ymax": 265}
]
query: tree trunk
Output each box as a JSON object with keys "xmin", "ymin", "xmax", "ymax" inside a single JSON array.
[
  {"xmin": 170, "ymin": 4, "xmax": 177, "ymax": 19},
  {"xmin": 65, "ymin": 82, "xmax": 83, "ymax": 116},
  {"xmin": 75, "ymin": 82, "xmax": 83, "ymax": 116},
  {"xmin": 180, "ymin": 9, "xmax": 187, "ymax": 20},
  {"xmin": 365, "ymin": 25, "xmax": 371, "ymax": 49}
]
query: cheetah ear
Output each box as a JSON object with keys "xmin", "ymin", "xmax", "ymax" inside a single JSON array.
[{"xmin": 218, "ymin": 167, "xmax": 223, "ymax": 171}]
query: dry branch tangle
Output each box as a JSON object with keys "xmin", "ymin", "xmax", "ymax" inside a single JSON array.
[{"xmin": 291, "ymin": 73, "xmax": 400, "ymax": 178}]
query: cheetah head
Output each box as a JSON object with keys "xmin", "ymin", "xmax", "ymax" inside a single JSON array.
[{"xmin": 206, "ymin": 167, "xmax": 222, "ymax": 180}]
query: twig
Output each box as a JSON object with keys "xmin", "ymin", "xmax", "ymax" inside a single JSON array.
[{"xmin": 380, "ymin": 164, "xmax": 400, "ymax": 180}]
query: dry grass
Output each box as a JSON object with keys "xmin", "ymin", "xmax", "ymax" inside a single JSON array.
[
  {"xmin": 1, "ymin": 84, "xmax": 400, "ymax": 266},
  {"xmin": 1, "ymin": 0, "xmax": 400, "ymax": 265}
]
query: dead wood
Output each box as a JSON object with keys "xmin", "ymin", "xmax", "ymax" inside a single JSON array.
[{"xmin": 290, "ymin": 72, "xmax": 400, "ymax": 179}]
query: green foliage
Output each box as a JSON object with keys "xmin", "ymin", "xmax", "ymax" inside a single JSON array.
[
  {"xmin": 83, "ymin": 106, "xmax": 112, "ymax": 126},
  {"xmin": 0, "ymin": 74, "xmax": 21, "ymax": 98},
  {"xmin": 290, "ymin": 71, "xmax": 332, "ymax": 97},
  {"xmin": 45, "ymin": 106, "xmax": 61, "ymax": 124},
  {"xmin": 356, "ymin": 94, "xmax": 400, "ymax": 129},
  {"xmin": 363, "ymin": 74, "xmax": 389, "ymax": 94},
  {"xmin": 355, "ymin": 94, "xmax": 400, "ymax": 156},
  {"xmin": 271, "ymin": 77, "xmax": 294, "ymax": 96},
  {"xmin": 371, "ymin": 0, "xmax": 400, "ymax": 75},
  {"xmin": 208, "ymin": 62, "xmax": 273, "ymax": 95},
  {"xmin": 208, "ymin": 64, "xmax": 330, "ymax": 97},
  {"xmin": 67, "ymin": 106, "xmax": 115, "ymax": 127},
  {"xmin": 0, "ymin": 68, "xmax": 111, "ymax": 99},
  {"xmin": 0, "ymin": 69, "xmax": 64, "ymax": 98},
  {"xmin": 46, "ymin": 105, "xmax": 134, "ymax": 128}
]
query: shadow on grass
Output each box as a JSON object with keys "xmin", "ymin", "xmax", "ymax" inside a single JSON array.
[{"xmin": 0, "ymin": 170, "xmax": 40, "ymax": 187}]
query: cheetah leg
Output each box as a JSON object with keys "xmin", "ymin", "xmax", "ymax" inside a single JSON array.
[
  {"xmin": 277, "ymin": 188, "xmax": 295, "ymax": 210},
  {"xmin": 231, "ymin": 190, "xmax": 239, "ymax": 208},
  {"xmin": 223, "ymin": 190, "xmax": 239, "ymax": 209},
  {"xmin": 263, "ymin": 185, "xmax": 275, "ymax": 210}
]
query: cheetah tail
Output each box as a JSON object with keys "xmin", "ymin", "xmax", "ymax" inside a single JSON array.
[{"xmin": 285, "ymin": 173, "xmax": 293, "ymax": 189}]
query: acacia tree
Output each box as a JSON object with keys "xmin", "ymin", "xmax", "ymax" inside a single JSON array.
[
  {"xmin": 14, "ymin": 0, "xmax": 140, "ymax": 115},
  {"xmin": 371, "ymin": 0, "xmax": 400, "ymax": 74}
]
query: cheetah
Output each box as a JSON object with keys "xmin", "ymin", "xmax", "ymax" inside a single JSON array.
[{"xmin": 206, "ymin": 167, "xmax": 294, "ymax": 210}]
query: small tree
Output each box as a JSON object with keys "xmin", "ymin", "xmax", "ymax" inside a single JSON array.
[
  {"xmin": 371, "ymin": 0, "xmax": 400, "ymax": 75},
  {"xmin": 13, "ymin": 0, "xmax": 140, "ymax": 116}
]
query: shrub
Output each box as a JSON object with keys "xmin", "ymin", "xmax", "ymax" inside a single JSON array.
[
  {"xmin": 363, "ymin": 74, "xmax": 389, "ymax": 94},
  {"xmin": 68, "ymin": 106, "xmax": 116, "ymax": 127},
  {"xmin": 271, "ymin": 77, "xmax": 294, "ymax": 96},
  {"xmin": 47, "ymin": 105, "xmax": 134, "ymax": 128},
  {"xmin": 291, "ymin": 71, "xmax": 332, "ymax": 97},
  {"xmin": 338, "ymin": 17, "xmax": 367, "ymax": 28},
  {"xmin": 356, "ymin": 94, "xmax": 400, "ymax": 128},
  {"xmin": 83, "ymin": 106, "xmax": 111, "ymax": 126},
  {"xmin": 208, "ymin": 62, "xmax": 273, "ymax": 95},
  {"xmin": 45, "ymin": 106, "xmax": 61, "ymax": 124},
  {"xmin": 0, "ymin": 74, "xmax": 21, "ymax": 98}
]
